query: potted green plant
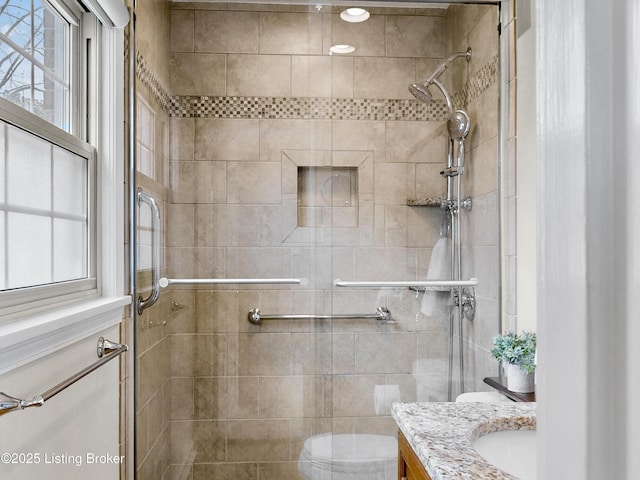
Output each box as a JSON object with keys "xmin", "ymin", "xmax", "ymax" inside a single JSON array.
[{"xmin": 490, "ymin": 331, "xmax": 536, "ymax": 393}]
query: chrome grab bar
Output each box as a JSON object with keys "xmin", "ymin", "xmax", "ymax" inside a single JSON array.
[
  {"xmin": 247, "ymin": 306, "xmax": 391, "ymax": 325},
  {"xmin": 333, "ymin": 277, "xmax": 479, "ymax": 288},
  {"xmin": 0, "ymin": 337, "xmax": 128, "ymax": 416},
  {"xmin": 159, "ymin": 277, "xmax": 303, "ymax": 288},
  {"xmin": 137, "ymin": 188, "xmax": 161, "ymax": 315}
]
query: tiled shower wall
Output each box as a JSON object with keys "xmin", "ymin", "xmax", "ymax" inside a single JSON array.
[
  {"xmin": 444, "ymin": 5, "xmax": 503, "ymax": 391},
  {"xmin": 132, "ymin": 3, "xmax": 500, "ymax": 479},
  {"xmin": 129, "ymin": 0, "xmax": 173, "ymax": 478}
]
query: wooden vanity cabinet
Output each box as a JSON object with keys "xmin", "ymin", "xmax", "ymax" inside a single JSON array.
[{"xmin": 398, "ymin": 429, "xmax": 432, "ymax": 480}]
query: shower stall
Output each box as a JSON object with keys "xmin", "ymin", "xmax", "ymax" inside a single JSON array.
[{"xmin": 130, "ymin": 2, "xmax": 502, "ymax": 479}]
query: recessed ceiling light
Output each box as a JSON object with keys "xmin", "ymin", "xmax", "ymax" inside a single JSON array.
[
  {"xmin": 340, "ymin": 7, "xmax": 370, "ymax": 23},
  {"xmin": 329, "ymin": 44, "xmax": 356, "ymax": 55}
]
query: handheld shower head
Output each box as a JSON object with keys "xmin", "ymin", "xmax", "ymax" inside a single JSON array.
[{"xmin": 447, "ymin": 110, "xmax": 471, "ymax": 140}]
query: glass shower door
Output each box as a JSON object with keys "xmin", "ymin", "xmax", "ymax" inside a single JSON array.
[{"xmin": 132, "ymin": 2, "xmax": 501, "ymax": 479}]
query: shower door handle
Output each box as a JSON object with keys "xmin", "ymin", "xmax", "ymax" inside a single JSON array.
[{"xmin": 136, "ymin": 188, "xmax": 161, "ymax": 315}]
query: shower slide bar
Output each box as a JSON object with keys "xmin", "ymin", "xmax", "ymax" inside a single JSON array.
[
  {"xmin": 334, "ymin": 278, "xmax": 479, "ymax": 288},
  {"xmin": 0, "ymin": 337, "xmax": 128, "ymax": 416},
  {"xmin": 159, "ymin": 277, "xmax": 303, "ymax": 287},
  {"xmin": 247, "ymin": 306, "xmax": 391, "ymax": 325}
]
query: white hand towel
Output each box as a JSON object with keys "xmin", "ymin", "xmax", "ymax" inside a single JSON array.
[
  {"xmin": 421, "ymin": 236, "xmax": 451, "ymax": 317},
  {"xmin": 374, "ymin": 384, "xmax": 401, "ymax": 415}
]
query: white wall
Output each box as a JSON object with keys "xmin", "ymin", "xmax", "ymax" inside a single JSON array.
[
  {"xmin": 515, "ymin": 0, "xmax": 537, "ymax": 333},
  {"xmin": 0, "ymin": 325, "xmax": 122, "ymax": 480},
  {"xmin": 537, "ymin": 0, "xmax": 640, "ymax": 477}
]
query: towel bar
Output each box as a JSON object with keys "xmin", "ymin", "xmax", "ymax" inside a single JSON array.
[
  {"xmin": 247, "ymin": 307, "xmax": 391, "ymax": 325},
  {"xmin": 160, "ymin": 277, "xmax": 303, "ymax": 288},
  {"xmin": 0, "ymin": 337, "xmax": 128, "ymax": 416},
  {"xmin": 334, "ymin": 278, "xmax": 478, "ymax": 288}
]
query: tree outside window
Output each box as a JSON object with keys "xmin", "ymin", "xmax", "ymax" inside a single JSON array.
[{"xmin": 0, "ymin": 0, "xmax": 70, "ymax": 131}]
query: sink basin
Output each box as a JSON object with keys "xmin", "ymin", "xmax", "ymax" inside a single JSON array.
[{"xmin": 472, "ymin": 429, "xmax": 536, "ymax": 479}]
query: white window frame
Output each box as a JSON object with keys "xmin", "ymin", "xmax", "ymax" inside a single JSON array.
[
  {"xmin": 0, "ymin": 0, "xmax": 129, "ymax": 374},
  {"xmin": 0, "ymin": 99, "xmax": 98, "ymax": 316},
  {"xmin": 0, "ymin": 0, "xmax": 81, "ymax": 133}
]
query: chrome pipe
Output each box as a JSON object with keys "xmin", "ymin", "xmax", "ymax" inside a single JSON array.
[
  {"xmin": 455, "ymin": 169, "xmax": 465, "ymax": 395},
  {"xmin": 430, "ymin": 78, "xmax": 453, "ymax": 114},
  {"xmin": 448, "ymin": 198, "xmax": 456, "ymax": 401},
  {"xmin": 425, "ymin": 48, "xmax": 472, "ymax": 85},
  {"xmin": 446, "ymin": 137, "xmax": 454, "ymax": 209}
]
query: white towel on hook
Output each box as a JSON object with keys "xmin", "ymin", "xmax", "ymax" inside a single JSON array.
[{"xmin": 421, "ymin": 236, "xmax": 451, "ymax": 317}]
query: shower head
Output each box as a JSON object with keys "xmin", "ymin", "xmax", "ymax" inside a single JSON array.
[
  {"xmin": 408, "ymin": 83, "xmax": 433, "ymax": 104},
  {"xmin": 410, "ymin": 78, "xmax": 452, "ymax": 113},
  {"xmin": 409, "ymin": 47, "xmax": 472, "ymax": 112}
]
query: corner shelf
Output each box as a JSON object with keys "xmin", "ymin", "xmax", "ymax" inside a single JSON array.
[
  {"xmin": 483, "ymin": 377, "xmax": 536, "ymax": 402},
  {"xmin": 407, "ymin": 197, "xmax": 442, "ymax": 207}
]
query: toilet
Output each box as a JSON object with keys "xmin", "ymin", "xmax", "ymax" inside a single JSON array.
[
  {"xmin": 297, "ymin": 365, "xmax": 505, "ymax": 480},
  {"xmin": 412, "ymin": 358, "xmax": 449, "ymax": 402},
  {"xmin": 298, "ymin": 433, "xmax": 397, "ymax": 480}
]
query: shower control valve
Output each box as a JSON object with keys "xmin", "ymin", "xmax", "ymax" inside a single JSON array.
[
  {"xmin": 439, "ymin": 197, "xmax": 472, "ymax": 212},
  {"xmin": 453, "ymin": 287, "xmax": 476, "ymax": 321},
  {"xmin": 460, "ymin": 196, "xmax": 472, "ymax": 211}
]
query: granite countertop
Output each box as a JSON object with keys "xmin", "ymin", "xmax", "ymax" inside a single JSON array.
[{"xmin": 391, "ymin": 401, "xmax": 537, "ymax": 480}]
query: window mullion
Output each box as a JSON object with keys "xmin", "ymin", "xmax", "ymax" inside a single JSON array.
[
  {"xmin": 30, "ymin": 0, "xmax": 35, "ymax": 115},
  {"xmin": 81, "ymin": 12, "xmax": 98, "ymax": 145}
]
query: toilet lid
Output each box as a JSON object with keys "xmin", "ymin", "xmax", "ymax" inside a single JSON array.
[{"xmin": 300, "ymin": 433, "xmax": 397, "ymax": 471}]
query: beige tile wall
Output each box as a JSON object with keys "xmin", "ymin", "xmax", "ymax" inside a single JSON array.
[
  {"xmin": 445, "ymin": 5, "xmax": 502, "ymax": 391},
  {"xmin": 502, "ymin": 0, "xmax": 519, "ymax": 335},
  {"xmin": 169, "ymin": 4, "xmax": 450, "ymax": 100},
  {"xmin": 130, "ymin": 0, "xmax": 173, "ymax": 474},
  {"xmin": 133, "ymin": 3, "xmax": 502, "ymax": 480}
]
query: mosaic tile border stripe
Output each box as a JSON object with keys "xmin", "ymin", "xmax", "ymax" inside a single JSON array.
[
  {"xmin": 168, "ymin": 96, "xmax": 452, "ymax": 121},
  {"xmin": 136, "ymin": 53, "xmax": 173, "ymax": 113},
  {"xmin": 136, "ymin": 53, "xmax": 499, "ymax": 122},
  {"xmin": 453, "ymin": 54, "xmax": 500, "ymax": 109}
]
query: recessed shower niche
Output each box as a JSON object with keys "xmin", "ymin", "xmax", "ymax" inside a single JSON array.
[
  {"xmin": 297, "ymin": 166, "xmax": 359, "ymax": 227},
  {"xmin": 281, "ymin": 149, "xmax": 374, "ymax": 244}
]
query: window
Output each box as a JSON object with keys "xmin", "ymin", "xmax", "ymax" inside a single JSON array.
[
  {"xmin": 0, "ymin": 119, "xmax": 94, "ymax": 293},
  {"xmin": 0, "ymin": 0, "xmax": 128, "ymax": 373},
  {"xmin": 0, "ymin": 0, "xmax": 75, "ymax": 131},
  {"xmin": 136, "ymin": 96, "xmax": 156, "ymax": 179},
  {"xmin": 0, "ymin": 0, "xmax": 97, "ymax": 318}
]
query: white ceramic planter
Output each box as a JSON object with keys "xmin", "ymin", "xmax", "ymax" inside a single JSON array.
[{"xmin": 504, "ymin": 363, "xmax": 535, "ymax": 393}]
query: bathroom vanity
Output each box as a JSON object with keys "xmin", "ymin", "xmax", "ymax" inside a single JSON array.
[
  {"xmin": 392, "ymin": 402, "xmax": 537, "ymax": 480},
  {"xmin": 398, "ymin": 429, "xmax": 432, "ymax": 480}
]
